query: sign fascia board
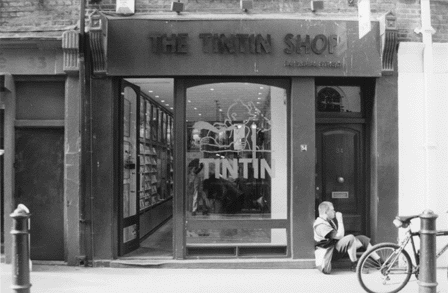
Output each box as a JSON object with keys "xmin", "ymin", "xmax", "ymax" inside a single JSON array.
[{"xmin": 104, "ymin": 18, "xmax": 381, "ymax": 77}]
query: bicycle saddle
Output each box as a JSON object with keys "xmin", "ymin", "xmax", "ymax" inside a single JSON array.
[{"xmin": 396, "ymin": 215, "xmax": 420, "ymax": 223}]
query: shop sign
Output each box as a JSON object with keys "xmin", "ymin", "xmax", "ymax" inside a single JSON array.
[{"xmin": 148, "ymin": 33, "xmax": 339, "ymax": 56}]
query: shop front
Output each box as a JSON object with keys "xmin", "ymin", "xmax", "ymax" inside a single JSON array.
[{"xmin": 85, "ymin": 13, "xmax": 398, "ymax": 267}]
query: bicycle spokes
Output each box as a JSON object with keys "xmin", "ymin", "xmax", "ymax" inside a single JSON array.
[{"xmin": 357, "ymin": 244, "xmax": 413, "ymax": 293}]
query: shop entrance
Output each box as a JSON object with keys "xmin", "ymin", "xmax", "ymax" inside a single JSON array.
[
  {"xmin": 314, "ymin": 81, "xmax": 369, "ymax": 236},
  {"xmin": 119, "ymin": 79, "xmax": 174, "ymax": 257}
]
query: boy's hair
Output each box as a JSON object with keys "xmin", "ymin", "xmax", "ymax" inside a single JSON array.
[{"xmin": 318, "ymin": 201, "xmax": 333, "ymax": 216}]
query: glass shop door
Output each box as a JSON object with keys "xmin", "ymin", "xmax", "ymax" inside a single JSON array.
[{"xmin": 119, "ymin": 81, "xmax": 140, "ymax": 255}]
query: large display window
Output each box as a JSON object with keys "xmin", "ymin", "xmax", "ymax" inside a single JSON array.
[{"xmin": 184, "ymin": 80, "xmax": 289, "ymax": 256}]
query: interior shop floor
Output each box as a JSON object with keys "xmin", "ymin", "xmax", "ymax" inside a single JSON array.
[{"xmin": 123, "ymin": 219, "xmax": 173, "ymax": 258}]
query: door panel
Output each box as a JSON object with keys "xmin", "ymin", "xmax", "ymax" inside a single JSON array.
[
  {"xmin": 316, "ymin": 124, "xmax": 365, "ymax": 235},
  {"xmin": 15, "ymin": 128, "xmax": 64, "ymax": 260}
]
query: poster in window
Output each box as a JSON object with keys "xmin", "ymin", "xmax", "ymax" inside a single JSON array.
[
  {"xmin": 162, "ymin": 112, "xmax": 167, "ymax": 144},
  {"xmin": 170, "ymin": 117, "xmax": 174, "ymax": 147},
  {"xmin": 123, "ymin": 99, "xmax": 131, "ymax": 137},
  {"xmin": 146, "ymin": 101, "xmax": 151, "ymax": 139},
  {"xmin": 123, "ymin": 183, "xmax": 130, "ymax": 218},
  {"xmin": 123, "ymin": 141, "xmax": 131, "ymax": 179},
  {"xmin": 158, "ymin": 109, "xmax": 163, "ymax": 142},
  {"xmin": 139, "ymin": 99, "xmax": 145, "ymax": 138},
  {"xmin": 167, "ymin": 116, "xmax": 171, "ymax": 145},
  {"xmin": 152, "ymin": 106, "xmax": 158, "ymax": 141}
]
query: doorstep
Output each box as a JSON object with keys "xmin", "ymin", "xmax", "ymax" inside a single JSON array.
[{"xmin": 97, "ymin": 258, "xmax": 315, "ymax": 269}]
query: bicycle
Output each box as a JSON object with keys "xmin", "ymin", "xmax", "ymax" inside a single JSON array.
[{"xmin": 356, "ymin": 214, "xmax": 448, "ymax": 293}]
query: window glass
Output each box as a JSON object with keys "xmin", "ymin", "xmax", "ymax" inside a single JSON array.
[
  {"xmin": 316, "ymin": 86, "xmax": 361, "ymax": 113},
  {"xmin": 186, "ymin": 82, "xmax": 287, "ymax": 220}
]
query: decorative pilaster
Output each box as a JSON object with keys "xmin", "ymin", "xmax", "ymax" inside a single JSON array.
[{"xmin": 62, "ymin": 30, "xmax": 79, "ymax": 74}]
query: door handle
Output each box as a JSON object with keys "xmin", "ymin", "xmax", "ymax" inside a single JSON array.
[{"xmin": 337, "ymin": 177, "xmax": 344, "ymax": 183}]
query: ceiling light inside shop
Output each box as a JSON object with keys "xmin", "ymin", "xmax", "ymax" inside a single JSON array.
[{"xmin": 155, "ymin": 95, "xmax": 159, "ymax": 98}]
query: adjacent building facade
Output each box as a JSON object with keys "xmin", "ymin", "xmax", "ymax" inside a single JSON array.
[{"xmin": 1, "ymin": 0, "xmax": 447, "ymax": 267}]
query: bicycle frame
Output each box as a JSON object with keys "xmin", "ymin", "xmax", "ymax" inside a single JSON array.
[
  {"xmin": 384, "ymin": 227, "xmax": 420, "ymax": 274},
  {"xmin": 398, "ymin": 226, "xmax": 448, "ymax": 272},
  {"xmin": 436, "ymin": 230, "xmax": 448, "ymax": 258},
  {"xmin": 399, "ymin": 225, "xmax": 422, "ymax": 268}
]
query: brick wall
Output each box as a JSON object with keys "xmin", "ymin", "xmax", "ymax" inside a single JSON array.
[{"xmin": 1, "ymin": 0, "xmax": 447, "ymax": 42}]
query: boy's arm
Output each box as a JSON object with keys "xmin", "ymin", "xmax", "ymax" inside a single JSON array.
[{"xmin": 333, "ymin": 212, "xmax": 345, "ymax": 239}]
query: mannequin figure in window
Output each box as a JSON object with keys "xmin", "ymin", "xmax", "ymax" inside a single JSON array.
[
  {"xmin": 188, "ymin": 159, "xmax": 209, "ymax": 216},
  {"xmin": 203, "ymin": 173, "xmax": 243, "ymax": 214}
]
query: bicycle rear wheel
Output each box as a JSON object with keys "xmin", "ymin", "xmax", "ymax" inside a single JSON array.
[{"xmin": 357, "ymin": 243, "xmax": 413, "ymax": 293}]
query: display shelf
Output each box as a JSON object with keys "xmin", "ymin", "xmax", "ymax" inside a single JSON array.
[{"xmin": 138, "ymin": 94, "xmax": 174, "ymax": 213}]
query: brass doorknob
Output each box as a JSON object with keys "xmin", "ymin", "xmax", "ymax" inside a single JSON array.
[{"xmin": 337, "ymin": 177, "xmax": 344, "ymax": 183}]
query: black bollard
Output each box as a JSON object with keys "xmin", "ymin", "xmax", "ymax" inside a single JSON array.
[
  {"xmin": 419, "ymin": 209, "xmax": 438, "ymax": 293},
  {"xmin": 10, "ymin": 204, "xmax": 32, "ymax": 293}
]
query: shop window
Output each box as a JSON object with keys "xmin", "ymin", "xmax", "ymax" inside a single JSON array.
[{"xmin": 185, "ymin": 82, "xmax": 287, "ymax": 221}]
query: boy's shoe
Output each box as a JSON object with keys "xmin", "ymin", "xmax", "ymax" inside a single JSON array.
[{"xmin": 351, "ymin": 261, "xmax": 358, "ymax": 272}]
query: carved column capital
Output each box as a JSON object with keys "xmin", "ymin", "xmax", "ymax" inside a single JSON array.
[
  {"xmin": 89, "ymin": 13, "xmax": 106, "ymax": 76},
  {"xmin": 62, "ymin": 30, "xmax": 79, "ymax": 75},
  {"xmin": 381, "ymin": 12, "xmax": 398, "ymax": 75}
]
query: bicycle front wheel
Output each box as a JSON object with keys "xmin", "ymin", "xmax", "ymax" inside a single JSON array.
[{"xmin": 357, "ymin": 243, "xmax": 413, "ymax": 293}]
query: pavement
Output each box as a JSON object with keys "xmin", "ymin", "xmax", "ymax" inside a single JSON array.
[{"xmin": 1, "ymin": 262, "xmax": 448, "ymax": 293}]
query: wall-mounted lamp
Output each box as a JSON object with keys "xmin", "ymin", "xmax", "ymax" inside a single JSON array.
[
  {"xmin": 171, "ymin": 1, "xmax": 184, "ymax": 14},
  {"xmin": 311, "ymin": 0, "xmax": 324, "ymax": 12},
  {"xmin": 240, "ymin": 0, "xmax": 253, "ymax": 12}
]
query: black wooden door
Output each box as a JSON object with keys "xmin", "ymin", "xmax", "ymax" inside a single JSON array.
[
  {"xmin": 316, "ymin": 124, "xmax": 365, "ymax": 235},
  {"xmin": 15, "ymin": 128, "xmax": 64, "ymax": 260}
]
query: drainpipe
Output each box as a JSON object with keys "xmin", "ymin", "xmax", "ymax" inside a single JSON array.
[
  {"xmin": 78, "ymin": 0, "xmax": 91, "ymax": 265},
  {"xmin": 414, "ymin": 0, "xmax": 435, "ymax": 208}
]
